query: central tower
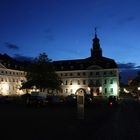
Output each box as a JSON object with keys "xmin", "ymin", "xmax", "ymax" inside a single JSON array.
[{"xmin": 91, "ymin": 29, "xmax": 102, "ymax": 58}]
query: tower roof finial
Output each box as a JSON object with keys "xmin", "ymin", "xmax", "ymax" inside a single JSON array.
[
  {"xmin": 95, "ymin": 27, "xmax": 97, "ymax": 38},
  {"xmin": 91, "ymin": 27, "xmax": 102, "ymax": 58}
]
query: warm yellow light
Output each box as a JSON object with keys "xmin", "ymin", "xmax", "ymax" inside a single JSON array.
[
  {"xmin": 123, "ymin": 88, "xmax": 130, "ymax": 93},
  {"xmin": 0, "ymin": 82, "xmax": 9, "ymax": 95},
  {"xmin": 87, "ymin": 87, "xmax": 90, "ymax": 91},
  {"xmin": 71, "ymin": 85, "xmax": 80, "ymax": 94},
  {"xmin": 99, "ymin": 86, "xmax": 102, "ymax": 92}
]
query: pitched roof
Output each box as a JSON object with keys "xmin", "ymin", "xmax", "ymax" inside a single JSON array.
[{"xmin": 53, "ymin": 56, "xmax": 117, "ymax": 71}]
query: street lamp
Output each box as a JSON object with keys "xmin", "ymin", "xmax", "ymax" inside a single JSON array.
[{"xmin": 137, "ymin": 87, "xmax": 140, "ymax": 100}]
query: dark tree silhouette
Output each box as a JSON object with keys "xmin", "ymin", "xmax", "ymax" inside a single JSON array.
[
  {"xmin": 131, "ymin": 71, "xmax": 140, "ymax": 86},
  {"xmin": 21, "ymin": 53, "xmax": 62, "ymax": 92}
]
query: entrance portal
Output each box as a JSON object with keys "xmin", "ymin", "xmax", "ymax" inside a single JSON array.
[{"xmin": 76, "ymin": 88, "xmax": 85, "ymax": 119}]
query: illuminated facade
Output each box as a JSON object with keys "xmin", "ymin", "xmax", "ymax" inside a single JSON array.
[
  {"xmin": 54, "ymin": 33, "xmax": 119, "ymax": 97},
  {"xmin": 0, "ymin": 63, "xmax": 26, "ymax": 95},
  {"xmin": 0, "ymin": 33, "xmax": 119, "ymax": 97}
]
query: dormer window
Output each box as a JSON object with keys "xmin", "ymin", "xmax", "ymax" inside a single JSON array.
[
  {"xmin": 70, "ymin": 66, "xmax": 74, "ymax": 69},
  {"xmin": 80, "ymin": 64, "xmax": 83, "ymax": 69}
]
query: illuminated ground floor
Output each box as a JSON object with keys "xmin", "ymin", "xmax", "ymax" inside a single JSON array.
[
  {"xmin": 0, "ymin": 66, "xmax": 26, "ymax": 96},
  {"xmin": 56, "ymin": 69, "xmax": 120, "ymax": 97}
]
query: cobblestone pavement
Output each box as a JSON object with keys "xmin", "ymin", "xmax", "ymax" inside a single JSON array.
[
  {"xmin": 0, "ymin": 99, "xmax": 140, "ymax": 140},
  {"xmin": 87, "ymin": 99, "xmax": 140, "ymax": 140}
]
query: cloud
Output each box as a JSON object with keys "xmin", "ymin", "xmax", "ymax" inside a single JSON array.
[
  {"xmin": 120, "ymin": 69, "xmax": 139, "ymax": 84},
  {"xmin": 13, "ymin": 54, "xmax": 33, "ymax": 62},
  {"xmin": 117, "ymin": 62, "xmax": 140, "ymax": 83},
  {"xmin": 117, "ymin": 62, "xmax": 140, "ymax": 70},
  {"xmin": 135, "ymin": 66, "xmax": 140, "ymax": 69},
  {"xmin": 118, "ymin": 16, "xmax": 136, "ymax": 25},
  {"xmin": 4, "ymin": 42, "xmax": 19, "ymax": 50},
  {"xmin": 117, "ymin": 62, "xmax": 136, "ymax": 69}
]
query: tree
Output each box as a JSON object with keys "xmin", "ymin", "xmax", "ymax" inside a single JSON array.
[
  {"xmin": 130, "ymin": 71, "xmax": 140, "ymax": 87},
  {"xmin": 21, "ymin": 53, "xmax": 62, "ymax": 92},
  {"xmin": 129, "ymin": 71, "xmax": 140, "ymax": 97}
]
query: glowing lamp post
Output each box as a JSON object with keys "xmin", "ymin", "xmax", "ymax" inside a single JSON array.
[{"xmin": 137, "ymin": 87, "xmax": 140, "ymax": 100}]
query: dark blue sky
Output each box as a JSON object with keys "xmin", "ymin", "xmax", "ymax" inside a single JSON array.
[{"xmin": 0, "ymin": 0, "xmax": 140, "ymax": 68}]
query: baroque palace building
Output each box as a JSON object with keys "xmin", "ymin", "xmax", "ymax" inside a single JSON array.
[
  {"xmin": 0, "ymin": 32, "xmax": 119, "ymax": 97},
  {"xmin": 0, "ymin": 63, "xmax": 26, "ymax": 95},
  {"xmin": 0, "ymin": 54, "xmax": 26, "ymax": 95},
  {"xmin": 53, "ymin": 33, "xmax": 119, "ymax": 97}
]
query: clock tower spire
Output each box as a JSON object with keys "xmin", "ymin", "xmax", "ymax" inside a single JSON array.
[{"xmin": 91, "ymin": 28, "xmax": 102, "ymax": 58}]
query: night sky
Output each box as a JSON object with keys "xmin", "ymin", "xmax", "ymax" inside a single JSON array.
[{"xmin": 0, "ymin": 0, "xmax": 140, "ymax": 81}]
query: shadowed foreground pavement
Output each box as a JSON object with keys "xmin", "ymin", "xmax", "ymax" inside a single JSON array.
[{"xmin": 0, "ymin": 99, "xmax": 140, "ymax": 140}]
